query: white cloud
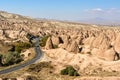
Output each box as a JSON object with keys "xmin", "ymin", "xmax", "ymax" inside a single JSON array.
[
  {"xmin": 85, "ymin": 8, "xmax": 120, "ymax": 14},
  {"xmin": 85, "ymin": 8, "xmax": 104, "ymax": 14},
  {"xmin": 92, "ymin": 8, "xmax": 103, "ymax": 11},
  {"xmin": 83, "ymin": 8, "xmax": 120, "ymax": 20}
]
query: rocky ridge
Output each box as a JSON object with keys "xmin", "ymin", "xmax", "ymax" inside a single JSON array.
[
  {"xmin": 0, "ymin": 11, "xmax": 120, "ymax": 61},
  {"xmin": 1, "ymin": 11, "xmax": 120, "ymax": 79}
]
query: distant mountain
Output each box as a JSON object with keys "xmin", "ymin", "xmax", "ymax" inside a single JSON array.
[{"xmin": 79, "ymin": 17, "xmax": 120, "ymax": 26}]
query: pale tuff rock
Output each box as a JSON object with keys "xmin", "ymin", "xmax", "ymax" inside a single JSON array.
[
  {"xmin": 61, "ymin": 35, "xmax": 70, "ymax": 43},
  {"xmin": 114, "ymin": 33, "xmax": 120, "ymax": 54},
  {"xmin": 74, "ymin": 77, "xmax": 120, "ymax": 80},
  {"xmin": 83, "ymin": 37, "xmax": 95, "ymax": 47},
  {"xmin": 0, "ymin": 29, "xmax": 4, "ymax": 36},
  {"xmin": 68, "ymin": 41, "xmax": 79, "ymax": 54},
  {"xmin": 81, "ymin": 45, "xmax": 91, "ymax": 54},
  {"xmin": 103, "ymin": 48, "xmax": 117, "ymax": 61},
  {"xmin": 106, "ymin": 29, "xmax": 116, "ymax": 42},
  {"xmin": 92, "ymin": 33, "xmax": 107, "ymax": 48},
  {"xmin": 91, "ymin": 48, "xmax": 106, "ymax": 60},
  {"xmin": 21, "ymin": 49, "xmax": 32, "ymax": 60},
  {"xmin": 51, "ymin": 36, "xmax": 62, "ymax": 45},
  {"xmin": 91, "ymin": 48, "xmax": 99, "ymax": 55},
  {"xmin": 61, "ymin": 35, "xmax": 70, "ymax": 49},
  {"xmin": 71, "ymin": 35, "xmax": 78, "ymax": 40},
  {"xmin": 99, "ymin": 36, "xmax": 110, "ymax": 51},
  {"xmin": 19, "ymin": 30, "xmax": 26, "ymax": 37},
  {"xmin": 0, "ymin": 29, "xmax": 6, "ymax": 40},
  {"xmin": 76, "ymin": 35, "xmax": 84, "ymax": 45},
  {"xmin": 91, "ymin": 48, "xmax": 118, "ymax": 61},
  {"xmin": 6, "ymin": 30, "xmax": 20, "ymax": 39},
  {"xmin": 45, "ymin": 48, "xmax": 120, "ymax": 75},
  {"xmin": 17, "ymin": 77, "xmax": 24, "ymax": 80},
  {"xmin": 45, "ymin": 37, "xmax": 54, "ymax": 49}
]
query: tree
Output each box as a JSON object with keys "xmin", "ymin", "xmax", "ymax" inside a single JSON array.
[
  {"xmin": 2, "ymin": 52, "xmax": 23, "ymax": 66},
  {"xmin": 14, "ymin": 42, "xmax": 32, "ymax": 53}
]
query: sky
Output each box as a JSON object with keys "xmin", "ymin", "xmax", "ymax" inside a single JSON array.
[{"xmin": 0, "ymin": 0, "xmax": 120, "ymax": 22}]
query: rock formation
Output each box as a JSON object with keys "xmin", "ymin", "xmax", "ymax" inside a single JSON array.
[
  {"xmin": 45, "ymin": 37, "xmax": 54, "ymax": 49},
  {"xmin": 61, "ymin": 35, "xmax": 70, "ymax": 49},
  {"xmin": 51, "ymin": 36, "xmax": 62, "ymax": 45},
  {"xmin": 114, "ymin": 33, "xmax": 120, "ymax": 54},
  {"xmin": 103, "ymin": 48, "xmax": 117, "ymax": 61},
  {"xmin": 0, "ymin": 11, "xmax": 120, "ymax": 61},
  {"xmin": 68, "ymin": 41, "xmax": 79, "ymax": 54}
]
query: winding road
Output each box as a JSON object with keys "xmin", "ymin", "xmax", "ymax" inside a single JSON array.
[{"xmin": 0, "ymin": 37, "xmax": 42, "ymax": 74}]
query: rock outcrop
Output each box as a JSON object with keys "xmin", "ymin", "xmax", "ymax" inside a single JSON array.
[
  {"xmin": 68, "ymin": 41, "xmax": 79, "ymax": 54},
  {"xmin": 51, "ymin": 36, "xmax": 62, "ymax": 45},
  {"xmin": 45, "ymin": 37, "xmax": 54, "ymax": 49},
  {"xmin": 103, "ymin": 48, "xmax": 117, "ymax": 61},
  {"xmin": 0, "ymin": 11, "xmax": 120, "ymax": 61},
  {"xmin": 114, "ymin": 33, "xmax": 120, "ymax": 54},
  {"xmin": 61, "ymin": 35, "xmax": 70, "ymax": 49}
]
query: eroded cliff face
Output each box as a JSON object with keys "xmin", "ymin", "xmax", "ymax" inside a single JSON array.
[
  {"xmin": 1, "ymin": 11, "xmax": 120, "ymax": 61},
  {"xmin": 43, "ymin": 27, "xmax": 120, "ymax": 61},
  {"xmin": 1, "ymin": 11, "xmax": 120, "ymax": 79}
]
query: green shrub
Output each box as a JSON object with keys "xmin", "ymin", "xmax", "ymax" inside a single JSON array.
[
  {"xmin": 0, "ymin": 42, "xmax": 29, "ymax": 66},
  {"xmin": 60, "ymin": 66, "xmax": 80, "ymax": 76},
  {"xmin": 2, "ymin": 52, "xmax": 23, "ymax": 66},
  {"xmin": 15, "ymin": 45, "xmax": 22, "ymax": 53},
  {"xmin": 60, "ymin": 69, "xmax": 68, "ymax": 75},
  {"xmin": 66, "ymin": 66, "xmax": 75, "ymax": 71},
  {"xmin": 0, "ymin": 54, "xmax": 2, "ymax": 58},
  {"xmin": 2, "ymin": 52, "xmax": 13, "ymax": 66},
  {"xmin": 14, "ymin": 42, "xmax": 32, "ymax": 53},
  {"xmin": 53, "ymin": 45, "xmax": 58, "ymax": 49},
  {"xmin": 68, "ymin": 69, "xmax": 75, "ymax": 76},
  {"xmin": 74, "ymin": 71, "xmax": 80, "ymax": 76}
]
